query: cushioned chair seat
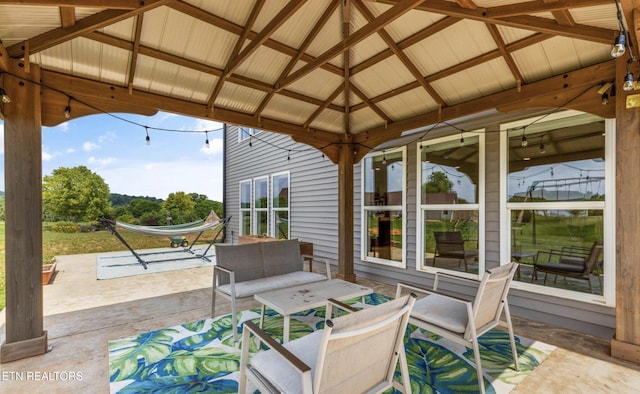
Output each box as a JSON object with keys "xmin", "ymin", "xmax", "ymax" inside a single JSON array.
[
  {"xmin": 216, "ymin": 271, "xmax": 328, "ymax": 298},
  {"xmin": 411, "ymin": 295, "xmax": 468, "ymax": 334}
]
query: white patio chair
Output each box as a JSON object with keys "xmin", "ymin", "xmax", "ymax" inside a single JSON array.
[
  {"xmin": 396, "ymin": 262, "xmax": 519, "ymax": 394},
  {"xmin": 239, "ymin": 293, "xmax": 417, "ymax": 394}
]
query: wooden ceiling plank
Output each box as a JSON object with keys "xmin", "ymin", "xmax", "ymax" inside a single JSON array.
[
  {"xmin": 224, "ymin": 0, "xmax": 308, "ymax": 78},
  {"xmin": 168, "ymin": 1, "xmax": 343, "ymax": 77},
  {"xmin": 6, "ymin": 0, "xmax": 174, "ymax": 58},
  {"xmin": 59, "ymin": 6, "xmax": 76, "ymax": 28},
  {"xmin": 353, "ymin": 61, "xmax": 615, "ymax": 147},
  {"xmin": 485, "ymin": 23, "xmax": 525, "ymax": 84},
  {"xmin": 304, "ymin": 85, "xmax": 344, "ymax": 129},
  {"xmin": 353, "ymin": 0, "xmax": 445, "ymax": 105},
  {"xmin": 127, "ymin": 14, "xmax": 143, "ymax": 95},
  {"xmin": 208, "ymin": 0, "xmax": 266, "ymax": 109},
  {"xmin": 489, "ymin": 0, "xmax": 610, "ymax": 18},
  {"xmin": 1, "ymin": 0, "xmax": 142, "ymax": 9},
  {"xmin": 276, "ymin": 0, "xmax": 425, "ymax": 92},
  {"xmin": 375, "ymin": 0, "xmax": 614, "ymax": 44},
  {"xmin": 255, "ymin": 0, "xmax": 341, "ymax": 117}
]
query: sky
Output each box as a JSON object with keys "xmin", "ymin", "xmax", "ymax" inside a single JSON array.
[{"xmin": 0, "ymin": 112, "xmax": 225, "ymax": 201}]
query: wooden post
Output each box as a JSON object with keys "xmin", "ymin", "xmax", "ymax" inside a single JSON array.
[
  {"xmin": 0, "ymin": 59, "xmax": 48, "ymax": 362},
  {"xmin": 337, "ymin": 140, "xmax": 356, "ymax": 282},
  {"xmin": 611, "ymin": 55, "xmax": 640, "ymax": 363}
]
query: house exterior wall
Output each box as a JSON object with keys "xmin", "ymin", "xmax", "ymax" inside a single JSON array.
[{"xmin": 223, "ymin": 124, "xmax": 615, "ymax": 338}]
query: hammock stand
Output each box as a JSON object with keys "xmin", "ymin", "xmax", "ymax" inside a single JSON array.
[{"xmin": 100, "ymin": 214, "xmax": 230, "ymax": 269}]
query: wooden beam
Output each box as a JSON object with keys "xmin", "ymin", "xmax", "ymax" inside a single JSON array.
[
  {"xmin": 0, "ymin": 59, "xmax": 48, "ymax": 363},
  {"xmin": 0, "ymin": 0, "xmax": 141, "ymax": 8},
  {"xmin": 336, "ymin": 137, "xmax": 356, "ymax": 282},
  {"xmin": 353, "ymin": 61, "xmax": 616, "ymax": 148},
  {"xmin": 6, "ymin": 0, "xmax": 173, "ymax": 58}
]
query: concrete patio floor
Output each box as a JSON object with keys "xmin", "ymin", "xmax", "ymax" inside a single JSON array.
[{"xmin": 1, "ymin": 251, "xmax": 639, "ymax": 393}]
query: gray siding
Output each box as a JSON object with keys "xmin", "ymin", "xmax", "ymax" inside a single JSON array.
[{"xmin": 224, "ymin": 125, "xmax": 615, "ymax": 338}]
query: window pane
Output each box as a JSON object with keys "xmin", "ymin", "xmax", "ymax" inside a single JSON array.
[
  {"xmin": 255, "ymin": 178, "xmax": 268, "ymax": 208},
  {"xmin": 363, "ymin": 151, "xmax": 403, "ymax": 206},
  {"xmin": 365, "ymin": 210, "xmax": 403, "ymax": 262},
  {"xmin": 240, "ymin": 182, "xmax": 251, "ymax": 208},
  {"xmin": 272, "ymin": 173, "xmax": 289, "ymax": 208},
  {"xmin": 241, "ymin": 211, "xmax": 251, "ymax": 235},
  {"xmin": 420, "ymin": 136, "xmax": 479, "ymax": 204},
  {"xmin": 422, "ymin": 209, "xmax": 479, "ymax": 273},
  {"xmin": 508, "ymin": 118, "xmax": 605, "ymax": 202},
  {"xmin": 274, "ymin": 211, "xmax": 289, "ymax": 240},
  {"xmin": 510, "ymin": 209, "xmax": 604, "ymax": 294},
  {"xmin": 256, "ymin": 211, "xmax": 268, "ymax": 235}
]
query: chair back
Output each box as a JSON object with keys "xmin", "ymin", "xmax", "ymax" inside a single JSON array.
[
  {"xmin": 434, "ymin": 231, "xmax": 465, "ymax": 253},
  {"xmin": 470, "ymin": 262, "xmax": 518, "ymax": 337},
  {"xmin": 313, "ymin": 294, "xmax": 416, "ymax": 394},
  {"xmin": 581, "ymin": 241, "xmax": 603, "ymax": 276}
]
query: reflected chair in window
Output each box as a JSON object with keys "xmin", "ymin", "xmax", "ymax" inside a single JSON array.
[
  {"xmin": 432, "ymin": 231, "xmax": 478, "ymax": 271},
  {"xmin": 396, "ymin": 262, "xmax": 520, "ymax": 394},
  {"xmin": 531, "ymin": 240, "xmax": 604, "ymax": 294},
  {"xmin": 239, "ymin": 294, "xmax": 417, "ymax": 394}
]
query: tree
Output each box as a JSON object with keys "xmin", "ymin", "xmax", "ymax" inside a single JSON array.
[
  {"xmin": 129, "ymin": 198, "xmax": 162, "ymax": 218},
  {"xmin": 422, "ymin": 171, "xmax": 453, "ymax": 194},
  {"xmin": 162, "ymin": 191, "xmax": 196, "ymax": 224},
  {"xmin": 43, "ymin": 166, "xmax": 112, "ymax": 222},
  {"xmin": 189, "ymin": 193, "xmax": 223, "ymax": 219}
]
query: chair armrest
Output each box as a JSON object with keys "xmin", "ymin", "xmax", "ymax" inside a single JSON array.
[
  {"xmin": 302, "ymin": 254, "xmax": 332, "ymax": 280},
  {"xmin": 433, "ymin": 271, "xmax": 478, "ymax": 291},
  {"xmin": 396, "ymin": 283, "xmax": 471, "ymax": 305},
  {"xmin": 242, "ymin": 321, "xmax": 311, "ymax": 374},
  {"xmin": 326, "ymin": 298, "xmax": 358, "ymax": 318}
]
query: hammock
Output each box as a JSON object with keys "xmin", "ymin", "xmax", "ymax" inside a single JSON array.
[{"xmin": 100, "ymin": 212, "xmax": 230, "ymax": 269}]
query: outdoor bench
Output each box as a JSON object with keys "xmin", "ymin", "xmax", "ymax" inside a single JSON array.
[{"xmin": 212, "ymin": 238, "xmax": 331, "ymax": 341}]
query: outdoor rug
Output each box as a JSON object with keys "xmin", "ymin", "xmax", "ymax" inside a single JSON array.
[
  {"xmin": 97, "ymin": 246, "xmax": 216, "ymax": 280},
  {"xmin": 108, "ymin": 294, "xmax": 555, "ymax": 393}
]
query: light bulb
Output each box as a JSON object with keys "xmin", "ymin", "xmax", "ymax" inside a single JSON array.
[
  {"xmin": 521, "ymin": 135, "xmax": 528, "ymax": 147},
  {"xmin": 623, "ymin": 72, "xmax": 635, "ymax": 91},
  {"xmin": 601, "ymin": 92, "xmax": 609, "ymax": 105},
  {"xmin": 64, "ymin": 106, "xmax": 71, "ymax": 119},
  {"xmin": 145, "ymin": 135, "xmax": 150, "ymax": 145},
  {"xmin": 539, "ymin": 143, "xmax": 546, "ymax": 154},
  {"xmin": 205, "ymin": 138, "xmax": 210, "ymax": 148},
  {"xmin": 611, "ymin": 33, "xmax": 626, "ymax": 58},
  {"xmin": 0, "ymin": 88, "xmax": 10, "ymax": 103}
]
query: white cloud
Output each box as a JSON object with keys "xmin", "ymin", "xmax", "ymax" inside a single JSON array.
[
  {"xmin": 42, "ymin": 150, "xmax": 54, "ymax": 161},
  {"xmin": 83, "ymin": 141, "xmax": 100, "ymax": 151},
  {"xmin": 87, "ymin": 156, "xmax": 116, "ymax": 166},
  {"xmin": 98, "ymin": 131, "xmax": 117, "ymax": 143},
  {"xmin": 66, "ymin": 148, "xmax": 75, "ymax": 154}
]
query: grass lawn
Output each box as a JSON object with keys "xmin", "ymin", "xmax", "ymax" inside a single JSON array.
[{"xmin": 0, "ymin": 221, "xmax": 222, "ymax": 311}]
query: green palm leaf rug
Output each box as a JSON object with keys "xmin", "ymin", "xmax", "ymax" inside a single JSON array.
[{"xmin": 108, "ymin": 294, "xmax": 555, "ymax": 393}]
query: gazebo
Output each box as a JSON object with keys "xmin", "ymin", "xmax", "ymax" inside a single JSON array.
[{"xmin": 1, "ymin": 0, "xmax": 638, "ymax": 365}]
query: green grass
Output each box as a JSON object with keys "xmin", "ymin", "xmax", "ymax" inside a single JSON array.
[{"xmin": 0, "ymin": 222, "xmax": 222, "ymax": 311}]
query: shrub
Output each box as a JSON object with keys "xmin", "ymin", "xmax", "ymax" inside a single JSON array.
[{"xmin": 49, "ymin": 222, "xmax": 81, "ymax": 233}]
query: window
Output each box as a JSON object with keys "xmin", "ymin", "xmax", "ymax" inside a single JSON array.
[
  {"xmin": 239, "ymin": 180, "xmax": 252, "ymax": 235},
  {"xmin": 271, "ymin": 172, "xmax": 290, "ymax": 239},
  {"xmin": 254, "ymin": 177, "xmax": 269, "ymax": 236},
  {"xmin": 502, "ymin": 111, "xmax": 612, "ymax": 301},
  {"xmin": 361, "ymin": 148, "xmax": 406, "ymax": 268},
  {"xmin": 417, "ymin": 133, "xmax": 483, "ymax": 275},
  {"xmin": 238, "ymin": 127, "xmax": 261, "ymax": 142}
]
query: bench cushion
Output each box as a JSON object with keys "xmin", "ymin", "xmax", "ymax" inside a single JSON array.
[{"xmin": 217, "ymin": 271, "xmax": 328, "ymax": 298}]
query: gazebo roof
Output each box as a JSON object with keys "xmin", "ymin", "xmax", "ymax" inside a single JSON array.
[{"xmin": 0, "ymin": 0, "xmax": 628, "ymax": 161}]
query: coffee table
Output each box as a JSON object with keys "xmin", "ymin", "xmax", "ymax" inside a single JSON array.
[{"xmin": 254, "ymin": 279, "xmax": 373, "ymax": 342}]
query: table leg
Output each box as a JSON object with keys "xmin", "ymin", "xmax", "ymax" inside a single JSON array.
[
  {"xmin": 283, "ymin": 315, "xmax": 290, "ymax": 343},
  {"xmin": 259, "ymin": 304, "xmax": 265, "ymax": 328}
]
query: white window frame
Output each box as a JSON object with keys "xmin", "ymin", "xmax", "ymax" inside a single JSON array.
[
  {"xmin": 270, "ymin": 171, "xmax": 290, "ymax": 239},
  {"xmin": 253, "ymin": 176, "xmax": 269, "ymax": 236},
  {"xmin": 360, "ymin": 147, "xmax": 407, "ymax": 268},
  {"xmin": 499, "ymin": 110, "xmax": 615, "ymax": 306},
  {"xmin": 239, "ymin": 179, "xmax": 252, "ymax": 236},
  {"xmin": 415, "ymin": 131, "xmax": 485, "ymax": 278}
]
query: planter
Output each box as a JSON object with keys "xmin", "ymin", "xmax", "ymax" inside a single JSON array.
[{"xmin": 42, "ymin": 261, "xmax": 57, "ymax": 285}]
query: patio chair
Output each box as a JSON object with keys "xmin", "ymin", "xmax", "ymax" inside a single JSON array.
[
  {"xmin": 432, "ymin": 231, "xmax": 478, "ymax": 271},
  {"xmin": 239, "ymin": 294, "xmax": 417, "ymax": 394},
  {"xmin": 532, "ymin": 240, "xmax": 603, "ymax": 293},
  {"xmin": 396, "ymin": 262, "xmax": 520, "ymax": 394}
]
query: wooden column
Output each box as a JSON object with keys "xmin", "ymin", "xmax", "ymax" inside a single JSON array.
[
  {"xmin": 336, "ymin": 140, "xmax": 356, "ymax": 282},
  {"xmin": 611, "ymin": 56, "xmax": 640, "ymax": 363},
  {"xmin": 0, "ymin": 60, "xmax": 48, "ymax": 362}
]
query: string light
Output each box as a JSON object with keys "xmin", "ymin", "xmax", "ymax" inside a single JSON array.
[
  {"xmin": 205, "ymin": 131, "xmax": 210, "ymax": 148},
  {"xmin": 0, "ymin": 88, "xmax": 10, "ymax": 103},
  {"xmin": 64, "ymin": 97, "xmax": 71, "ymax": 119},
  {"xmin": 145, "ymin": 127, "xmax": 150, "ymax": 145},
  {"xmin": 521, "ymin": 129, "xmax": 528, "ymax": 147},
  {"xmin": 459, "ymin": 131, "xmax": 464, "ymax": 145}
]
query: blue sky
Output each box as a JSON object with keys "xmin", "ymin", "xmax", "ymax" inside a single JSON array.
[{"xmin": 0, "ymin": 112, "xmax": 224, "ymax": 201}]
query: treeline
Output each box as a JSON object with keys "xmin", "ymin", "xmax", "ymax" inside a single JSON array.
[{"xmin": 0, "ymin": 166, "xmax": 224, "ymax": 226}]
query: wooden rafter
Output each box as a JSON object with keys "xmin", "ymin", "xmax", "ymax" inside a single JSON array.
[
  {"xmin": 127, "ymin": 13, "xmax": 143, "ymax": 95},
  {"xmin": 1, "ymin": 0, "xmax": 141, "ymax": 8},
  {"xmin": 343, "ymin": 0, "xmax": 351, "ymax": 134},
  {"xmin": 485, "ymin": 23, "xmax": 525, "ymax": 85}
]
